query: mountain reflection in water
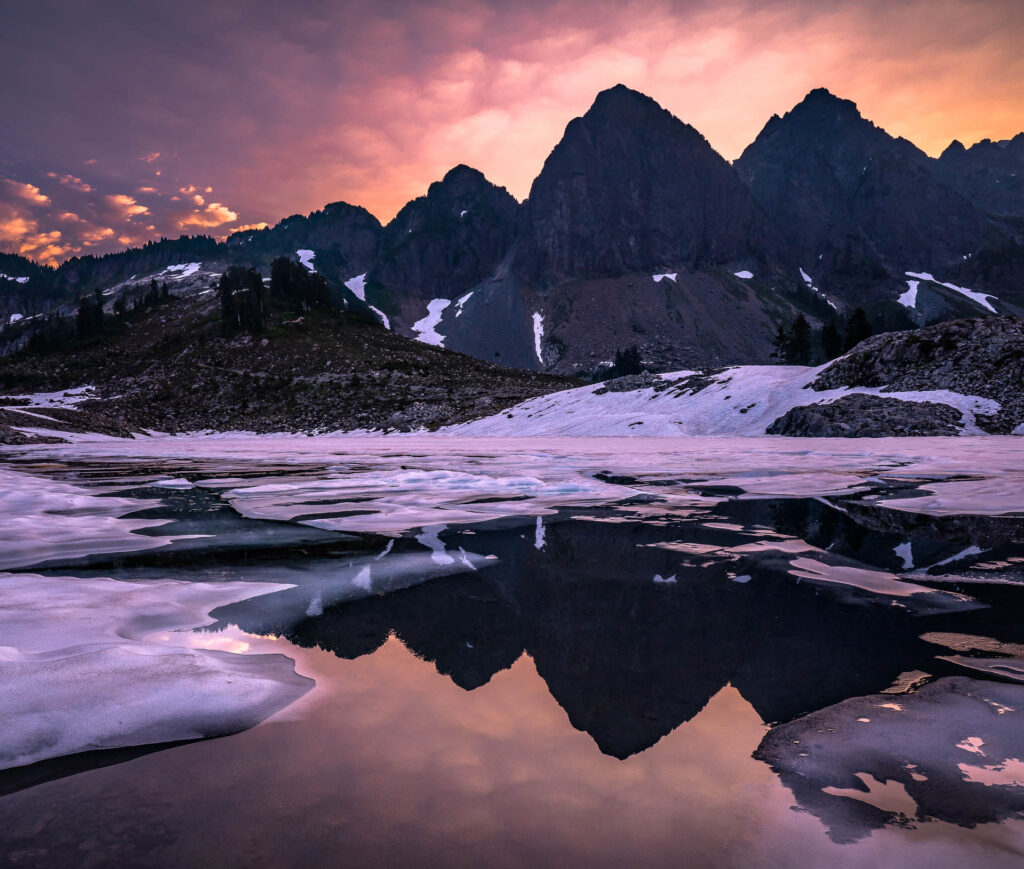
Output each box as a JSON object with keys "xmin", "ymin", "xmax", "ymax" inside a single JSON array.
[
  {"xmin": 201, "ymin": 496, "xmax": 1024, "ymax": 844},
  {"xmin": 5, "ymin": 465, "xmax": 1024, "ymax": 864}
]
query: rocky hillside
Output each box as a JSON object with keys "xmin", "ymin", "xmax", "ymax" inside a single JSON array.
[
  {"xmin": 810, "ymin": 317, "xmax": 1024, "ymax": 433},
  {"xmin": 0, "ymin": 289, "xmax": 572, "ymax": 443},
  {"xmin": 935, "ymin": 134, "xmax": 1024, "ymax": 219}
]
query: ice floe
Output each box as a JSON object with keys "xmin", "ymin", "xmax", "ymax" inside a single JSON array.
[
  {"xmin": 0, "ymin": 571, "xmax": 310, "ymax": 771},
  {"xmin": 756, "ymin": 676, "xmax": 1024, "ymax": 843},
  {"xmin": 0, "ymin": 467, "xmax": 182, "ymax": 570},
  {"xmin": 6, "ymin": 434, "xmax": 1024, "ymax": 532}
]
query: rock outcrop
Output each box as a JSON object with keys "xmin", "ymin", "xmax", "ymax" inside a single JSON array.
[
  {"xmin": 766, "ymin": 393, "xmax": 962, "ymax": 437},
  {"xmin": 811, "ymin": 317, "xmax": 1024, "ymax": 433}
]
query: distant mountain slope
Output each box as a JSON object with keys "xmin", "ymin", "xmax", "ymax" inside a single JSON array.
[
  {"xmin": 517, "ymin": 84, "xmax": 782, "ymax": 280},
  {"xmin": 437, "ymin": 86, "xmax": 814, "ymax": 374}
]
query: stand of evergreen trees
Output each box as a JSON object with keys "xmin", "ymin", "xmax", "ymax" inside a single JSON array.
[{"xmin": 772, "ymin": 308, "xmax": 877, "ymax": 364}]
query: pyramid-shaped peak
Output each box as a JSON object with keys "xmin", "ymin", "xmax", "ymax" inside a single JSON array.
[
  {"xmin": 792, "ymin": 87, "xmax": 862, "ymax": 118},
  {"xmin": 586, "ymin": 84, "xmax": 672, "ymax": 120},
  {"xmin": 441, "ymin": 164, "xmax": 488, "ymax": 184}
]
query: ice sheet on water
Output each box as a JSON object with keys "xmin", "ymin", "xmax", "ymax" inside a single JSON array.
[
  {"xmin": 0, "ymin": 572, "xmax": 310, "ymax": 771},
  {"xmin": 7, "ymin": 434, "xmax": 1024, "ymax": 527},
  {"xmin": 0, "ymin": 467, "xmax": 182, "ymax": 570}
]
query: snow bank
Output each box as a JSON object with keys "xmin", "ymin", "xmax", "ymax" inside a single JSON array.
[
  {"xmin": 0, "ymin": 571, "xmax": 310, "ymax": 770},
  {"xmin": 445, "ymin": 365, "xmax": 998, "ymax": 438},
  {"xmin": 2, "ymin": 385, "xmax": 95, "ymax": 409},
  {"xmin": 412, "ymin": 298, "xmax": 451, "ymax": 346}
]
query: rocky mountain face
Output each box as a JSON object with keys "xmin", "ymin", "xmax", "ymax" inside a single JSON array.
[
  {"xmin": 438, "ymin": 86, "xmax": 810, "ymax": 373},
  {"xmin": 810, "ymin": 316, "xmax": 1024, "ymax": 434},
  {"xmin": 364, "ymin": 165, "xmax": 519, "ymax": 331},
  {"xmin": 735, "ymin": 89, "xmax": 1009, "ymax": 313},
  {"xmin": 225, "ymin": 201, "xmax": 382, "ymax": 278},
  {"xmin": 517, "ymin": 85, "xmax": 780, "ymax": 281},
  {"xmin": 935, "ymin": 134, "xmax": 1024, "ymax": 219}
]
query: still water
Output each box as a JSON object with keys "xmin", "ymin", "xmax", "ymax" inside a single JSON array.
[{"xmin": 3, "ymin": 453, "xmax": 1024, "ymax": 868}]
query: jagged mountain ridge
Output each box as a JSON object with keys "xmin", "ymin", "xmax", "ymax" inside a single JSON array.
[
  {"xmin": 3, "ymin": 84, "xmax": 1022, "ymax": 374},
  {"xmin": 734, "ymin": 88, "xmax": 1015, "ymax": 317}
]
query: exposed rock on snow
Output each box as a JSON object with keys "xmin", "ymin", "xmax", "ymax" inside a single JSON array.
[
  {"xmin": 813, "ymin": 317, "xmax": 1024, "ymax": 433},
  {"xmin": 767, "ymin": 393, "xmax": 962, "ymax": 437}
]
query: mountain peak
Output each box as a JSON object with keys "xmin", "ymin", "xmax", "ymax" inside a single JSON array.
[
  {"xmin": 791, "ymin": 87, "xmax": 862, "ymax": 120},
  {"xmin": 441, "ymin": 163, "xmax": 487, "ymax": 184},
  {"xmin": 587, "ymin": 84, "xmax": 670, "ymax": 120}
]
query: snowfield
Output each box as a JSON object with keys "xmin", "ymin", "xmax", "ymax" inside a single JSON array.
[{"xmin": 445, "ymin": 365, "xmax": 999, "ymax": 437}]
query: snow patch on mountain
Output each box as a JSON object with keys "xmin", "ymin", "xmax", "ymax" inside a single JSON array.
[
  {"xmin": 160, "ymin": 263, "xmax": 202, "ymax": 280},
  {"xmin": 898, "ymin": 279, "xmax": 920, "ymax": 309},
  {"xmin": 0, "ymin": 273, "xmax": 29, "ymax": 284},
  {"xmin": 906, "ymin": 271, "xmax": 998, "ymax": 313},
  {"xmin": 800, "ymin": 267, "xmax": 838, "ymax": 310},
  {"xmin": 734, "ymin": 270, "xmax": 754, "ymax": 279},
  {"xmin": 9, "ymin": 313, "xmax": 23, "ymax": 324},
  {"xmin": 445, "ymin": 365, "xmax": 998, "ymax": 437},
  {"xmin": 455, "ymin": 292, "xmax": 473, "ymax": 317},
  {"xmin": 652, "ymin": 273, "xmax": 677, "ymax": 283},
  {"xmin": 296, "ymin": 249, "xmax": 315, "ymax": 272},
  {"xmin": 412, "ymin": 299, "xmax": 451, "ymax": 346},
  {"xmin": 532, "ymin": 312, "xmax": 544, "ymax": 363},
  {"xmin": 344, "ymin": 273, "xmax": 367, "ymax": 300},
  {"xmin": 344, "ymin": 273, "xmax": 390, "ymax": 328}
]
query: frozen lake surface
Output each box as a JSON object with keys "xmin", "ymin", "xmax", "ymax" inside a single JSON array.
[{"xmin": 3, "ymin": 435, "xmax": 1024, "ymax": 866}]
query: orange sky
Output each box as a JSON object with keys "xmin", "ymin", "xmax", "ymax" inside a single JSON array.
[{"xmin": 2, "ymin": 0, "xmax": 1023, "ymax": 263}]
